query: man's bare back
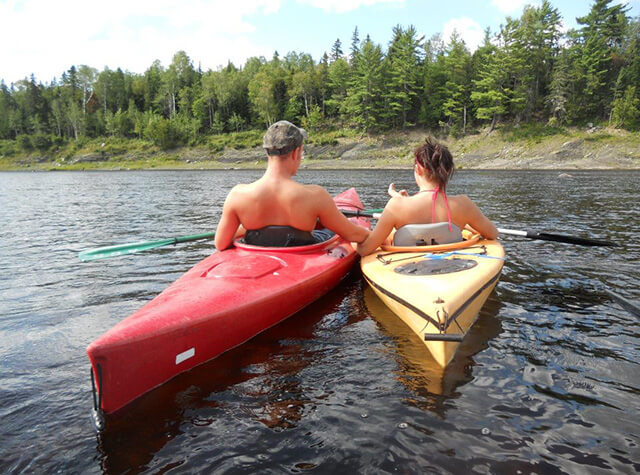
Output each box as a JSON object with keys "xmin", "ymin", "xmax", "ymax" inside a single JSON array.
[{"xmin": 215, "ymin": 121, "xmax": 368, "ymax": 250}]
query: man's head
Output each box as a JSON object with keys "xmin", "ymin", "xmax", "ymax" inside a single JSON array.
[{"xmin": 263, "ymin": 121, "xmax": 307, "ymax": 157}]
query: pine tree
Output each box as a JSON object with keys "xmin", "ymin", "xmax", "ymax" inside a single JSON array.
[
  {"xmin": 441, "ymin": 31, "xmax": 472, "ymax": 134},
  {"xmin": 512, "ymin": 1, "xmax": 562, "ymax": 119},
  {"xmin": 471, "ymin": 34, "xmax": 509, "ymax": 131},
  {"xmin": 330, "ymin": 39, "xmax": 343, "ymax": 63},
  {"xmin": 350, "ymin": 27, "xmax": 360, "ymax": 67},
  {"xmin": 326, "ymin": 58, "xmax": 351, "ymax": 121},
  {"xmin": 343, "ymin": 38, "xmax": 385, "ymax": 131},
  {"xmin": 575, "ymin": 0, "xmax": 629, "ymax": 120},
  {"xmin": 546, "ymin": 50, "xmax": 570, "ymax": 124},
  {"xmin": 421, "ymin": 34, "xmax": 448, "ymax": 128},
  {"xmin": 611, "ymin": 85, "xmax": 640, "ymax": 130},
  {"xmin": 385, "ymin": 25, "xmax": 423, "ymax": 128}
]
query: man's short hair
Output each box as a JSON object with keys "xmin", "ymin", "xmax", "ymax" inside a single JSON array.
[{"xmin": 263, "ymin": 120, "xmax": 307, "ymax": 156}]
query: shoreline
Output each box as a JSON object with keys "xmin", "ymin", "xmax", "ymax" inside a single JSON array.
[{"xmin": 2, "ymin": 127, "xmax": 639, "ymax": 171}]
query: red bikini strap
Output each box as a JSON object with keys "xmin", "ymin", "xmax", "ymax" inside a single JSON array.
[{"xmin": 432, "ymin": 187, "xmax": 453, "ymax": 232}]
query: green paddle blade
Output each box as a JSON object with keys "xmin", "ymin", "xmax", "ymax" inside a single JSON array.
[{"xmin": 78, "ymin": 232, "xmax": 216, "ymax": 261}]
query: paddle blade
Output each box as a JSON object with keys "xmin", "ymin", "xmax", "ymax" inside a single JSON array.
[
  {"xmin": 604, "ymin": 289, "xmax": 640, "ymax": 318},
  {"xmin": 497, "ymin": 228, "xmax": 617, "ymax": 247}
]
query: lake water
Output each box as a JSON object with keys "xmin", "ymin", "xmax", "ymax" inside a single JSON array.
[{"xmin": 1, "ymin": 169, "xmax": 639, "ymax": 473}]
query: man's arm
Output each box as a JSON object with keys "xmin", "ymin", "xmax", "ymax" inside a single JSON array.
[
  {"xmin": 356, "ymin": 199, "xmax": 398, "ymax": 256},
  {"xmin": 215, "ymin": 189, "xmax": 242, "ymax": 250},
  {"xmin": 315, "ymin": 188, "xmax": 369, "ymax": 243}
]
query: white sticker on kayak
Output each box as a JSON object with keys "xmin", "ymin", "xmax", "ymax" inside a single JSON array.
[{"xmin": 175, "ymin": 347, "xmax": 195, "ymax": 365}]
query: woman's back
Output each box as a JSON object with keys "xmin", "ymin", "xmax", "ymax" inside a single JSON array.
[{"xmin": 356, "ymin": 137, "xmax": 497, "ymax": 256}]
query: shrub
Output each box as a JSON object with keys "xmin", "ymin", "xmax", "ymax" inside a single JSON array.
[
  {"xmin": 17, "ymin": 135, "xmax": 32, "ymax": 151},
  {"xmin": 611, "ymin": 86, "xmax": 640, "ymax": 131},
  {"xmin": 503, "ymin": 123, "xmax": 566, "ymax": 143},
  {"xmin": 0, "ymin": 140, "xmax": 17, "ymax": 157},
  {"xmin": 31, "ymin": 133, "xmax": 53, "ymax": 152},
  {"xmin": 144, "ymin": 115, "xmax": 184, "ymax": 149}
]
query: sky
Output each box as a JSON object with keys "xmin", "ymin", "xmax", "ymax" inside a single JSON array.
[{"xmin": 1, "ymin": 0, "xmax": 638, "ymax": 85}]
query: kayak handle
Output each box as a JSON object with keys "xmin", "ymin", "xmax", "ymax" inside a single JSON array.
[{"xmin": 424, "ymin": 333, "xmax": 464, "ymax": 342}]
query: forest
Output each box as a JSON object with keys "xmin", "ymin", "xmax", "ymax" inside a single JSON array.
[{"xmin": 0, "ymin": 0, "xmax": 638, "ymax": 155}]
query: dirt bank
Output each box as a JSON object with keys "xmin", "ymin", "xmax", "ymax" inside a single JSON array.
[{"xmin": 3, "ymin": 127, "xmax": 639, "ymax": 171}]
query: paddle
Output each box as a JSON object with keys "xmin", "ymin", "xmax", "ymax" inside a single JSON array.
[
  {"xmin": 496, "ymin": 228, "xmax": 617, "ymax": 247},
  {"xmin": 78, "ymin": 232, "xmax": 216, "ymax": 261},
  {"xmin": 79, "ymin": 208, "xmax": 380, "ymax": 261},
  {"xmin": 344, "ymin": 210, "xmax": 617, "ymax": 247},
  {"xmin": 603, "ymin": 288, "xmax": 640, "ymax": 318}
]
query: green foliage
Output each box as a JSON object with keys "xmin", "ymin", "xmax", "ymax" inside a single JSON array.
[
  {"xmin": 17, "ymin": 134, "xmax": 33, "ymax": 151},
  {"xmin": 207, "ymin": 130, "xmax": 263, "ymax": 153},
  {"xmin": 301, "ymin": 104, "xmax": 325, "ymax": 131},
  {"xmin": 0, "ymin": 139, "xmax": 18, "ymax": 156},
  {"xmin": 611, "ymin": 86, "xmax": 640, "ymax": 130},
  {"xmin": 502, "ymin": 122, "xmax": 567, "ymax": 142},
  {"xmin": 1, "ymin": 0, "xmax": 639, "ymax": 155},
  {"xmin": 31, "ymin": 133, "xmax": 55, "ymax": 151},
  {"xmin": 228, "ymin": 113, "xmax": 245, "ymax": 132},
  {"xmin": 343, "ymin": 38, "xmax": 386, "ymax": 132},
  {"xmin": 144, "ymin": 115, "xmax": 184, "ymax": 149},
  {"xmin": 105, "ymin": 109, "xmax": 134, "ymax": 138}
]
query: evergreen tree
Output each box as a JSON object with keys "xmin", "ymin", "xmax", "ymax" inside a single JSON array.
[
  {"xmin": 512, "ymin": 1, "xmax": 562, "ymax": 119},
  {"xmin": 421, "ymin": 34, "xmax": 448, "ymax": 128},
  {"xmin": 385, "ymin": 25, "xmax": 423, "ymax": 128},
  {"xmin": 350, "ymin": 27, "xmax": 360, "ymax": 67},
  {"xmin": 343, "ymin": 38, "xmax": 385, "ymax": 132},
  {"xmin": 326, "ymin": 57, "xmax": 351, "ymax": 121},
  {"xmin": 575, "ymin": 0, "xmax": 629, "ymax": 120},
  {"xmin": 330, "ymin": 39, "xmax": 343, "ymax": 63},
  {"xmin": 546, "ymin": 50, "xmax": 570, "ymax": 124},
  {"xmin": 441, "ymin": 31, "xmax": 472, "ymax": 134},
  {"xmin": 611, "ymin": 85, "xmax": 640, "ymax": 129},
  {"xmin": 471, "ymin": 34, "xmax": 509, "ymax": 131}
]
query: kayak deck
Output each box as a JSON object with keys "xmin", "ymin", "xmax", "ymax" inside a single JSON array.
[{"xmin": 361, "ymin": 238, "xmax": 505, "ymax": 367}]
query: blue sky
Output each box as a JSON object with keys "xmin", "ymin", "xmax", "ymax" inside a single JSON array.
[{"xmin": 1, "ymin": 0, "xmax": 638, "ymax": 85}]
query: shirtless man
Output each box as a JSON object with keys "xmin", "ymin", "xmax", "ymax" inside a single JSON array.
[{"xmin": 215, "ymin": 120, "xmax": 369, "ymax": 250}]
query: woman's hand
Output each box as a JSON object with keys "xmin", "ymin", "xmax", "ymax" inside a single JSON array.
[{"xmin": 388, "ymin": 183, "xmax": 408, "ymax": 198}]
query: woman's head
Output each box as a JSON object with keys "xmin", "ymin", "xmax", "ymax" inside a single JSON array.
[{"xmin": 414, "ymin": 137, "xmax": 454, "ymax": 190}]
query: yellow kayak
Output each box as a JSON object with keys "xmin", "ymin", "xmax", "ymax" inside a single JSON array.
[{"xmin": 360, "ymin": 231, "xmax": 505, "ymax": 367}]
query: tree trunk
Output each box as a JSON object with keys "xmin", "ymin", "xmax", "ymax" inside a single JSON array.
[
  {"xmin": 463, "ymin": 105, "xmax": 467, "ymax": 135},
  {"xmin": 489, "ymin": 114, "xmax": 496, "ymax": 133}
]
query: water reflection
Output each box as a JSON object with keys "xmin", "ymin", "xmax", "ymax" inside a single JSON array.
[
  {"xmin": 362, "ymin": 286, "xmax": 503, "ymax": 411},
  {"xmin": 96, "ymin": 276, "xmax": 365, "ymax": 472}
]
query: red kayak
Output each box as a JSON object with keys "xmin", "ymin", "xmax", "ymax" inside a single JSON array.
[{"xmin": 87, "ymin": 188, "xmax": 367, "ymax": 416}]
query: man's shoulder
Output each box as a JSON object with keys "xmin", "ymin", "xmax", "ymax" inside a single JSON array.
[
  {"xmin": 301, "ymin": 183, "xmax": 328, "ymax": 195},
  {"xmin": 228, "ymin": 182, "xmax": 258, "ymax": 196},
  {"xmin": 299, "ymin": 184, "xmax": 333, "ymax": 204}
]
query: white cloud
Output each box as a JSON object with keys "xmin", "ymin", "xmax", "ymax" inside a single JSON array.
[
  {"xmin": 442, "ymin": 17, "xmax": 484, "ymax": 52},
  {"xmin": 0, "ymin": 0, "xmax": 282, "ymax": 84},
  {"xmin": 296, "ymin": 0, "xmax": 404, "ymax": 13}
]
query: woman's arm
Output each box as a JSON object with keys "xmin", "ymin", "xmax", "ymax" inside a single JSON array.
[{"xmin": 455, "ymin": 195, "xmax": 498, "ymax": 240}]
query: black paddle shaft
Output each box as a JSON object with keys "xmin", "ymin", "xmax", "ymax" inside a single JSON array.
[{"xmin": 527, "ymin": 231, "xmax": 618, "ymax": 247}]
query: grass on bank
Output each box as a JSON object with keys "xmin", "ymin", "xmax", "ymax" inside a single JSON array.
[{"xmin": 1, "ymin": 123, "xmax": 638, "ymax": 171}]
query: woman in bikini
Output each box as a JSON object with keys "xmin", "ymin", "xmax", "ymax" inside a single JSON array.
[{"xmin": 356, "ymin": 137, "xmax": 498, "ymax": 256}]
